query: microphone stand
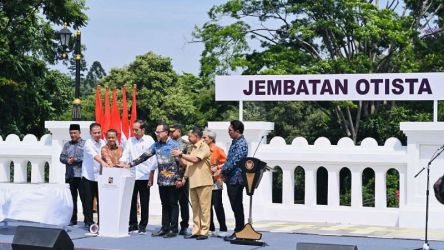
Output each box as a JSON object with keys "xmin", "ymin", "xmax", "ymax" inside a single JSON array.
[
  {"xmin": 414, "ymin": 145, "xmax": 444, "ymax": 250},
  {"xmin": 248, "ymin": 135, "xmax": 265, "ymax": 224}
]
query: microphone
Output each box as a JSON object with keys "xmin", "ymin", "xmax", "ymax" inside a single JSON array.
[{"xmin": 252, "ymin": 135, "xmax": 266, "ymax": 158}]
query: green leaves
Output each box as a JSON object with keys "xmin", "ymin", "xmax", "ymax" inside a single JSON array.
[
  {"xmin": 0, "ymin": 0, "xmax": 87, "ymax": 136},
  {"xmin": 99, "ymin": 52, "xmax": 200, "ymax": 130},
  {"xmin": 194, "ymin": 0, "xmax": 444, "ymax": 144}
]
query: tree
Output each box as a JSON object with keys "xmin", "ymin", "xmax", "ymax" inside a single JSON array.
[
  {"xmin": 99, "ymin": 52, "xmax": 199, "ymax": 130},
  {"xmin": 193, "ymin": 0, "xmax": 442, "ymax": 143},
  {"xmin": 83, "ymin": 61, "xmax": 106, "ymax": 96},
  {"xmin": 0, "ymin": 0, "xmax": 88, "ymax": 136}
]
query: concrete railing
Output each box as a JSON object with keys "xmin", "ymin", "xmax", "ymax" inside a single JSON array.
[
  {"xmin": 0, "ymin": 134, "xmax": 52, "ymax": 183},
  {"xmin": 1, "ymin": 121, "xmax": 444, "ymax": 230}
]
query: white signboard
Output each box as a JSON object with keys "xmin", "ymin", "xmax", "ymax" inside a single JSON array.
[{"xmin": 215, "ymin": 73, "xmax": 444, "ymax": 101}]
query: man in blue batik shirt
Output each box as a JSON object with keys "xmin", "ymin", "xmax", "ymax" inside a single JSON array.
[
  {"xmin": 123, "ymin": 123, "xmax": 183, "ymax": 238},
  {"xmin": 221, "ymin": 120, "xmax": 248, "ymax": 241}
]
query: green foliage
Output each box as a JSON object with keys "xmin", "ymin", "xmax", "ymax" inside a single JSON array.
[
  {"xmin": 361, "ymin": 102, "xmax": 432, "ymax": 145},
  {"xmin": 0, "ymin": 69, "xmax": 73, "ymax": 137},
  {"xmin": 100, "ymin": 52, "xmax": 200, "ymax": 131},
  {"xmin": 272, "ymin": 166, "xmax": 282, "ymax": 203},
  {"xmin": 0, "ymin": 0, "xmax": 88, "ymax": 137},
  {"xmin": 83, "ymin": 61, "xmax": 106, "ymax": 97},
  {"xmin": 340, "ymin": 168, "xmax": 351, "ymax": 206},
  {"xmin": 294, "ymin": 167, "xmax": 305, "ymax": 204},
  {"xmin": 362, "ymin": 168, "xmax": 375, "ymax": 207},
  {"xmin": 194, "ymin": 0, "xmax": 444, "ymax": 144},
  {"xmin": 386, "ymin": 168, "xmax": 400, "ymax": 208}
]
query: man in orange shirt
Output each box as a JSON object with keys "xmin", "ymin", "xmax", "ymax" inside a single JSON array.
[{"xmin": 202, "ymin": 129, "xmax": 228, "ymax": 237}]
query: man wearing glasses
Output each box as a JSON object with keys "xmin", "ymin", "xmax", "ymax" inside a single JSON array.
[{"xmin": 121, "ymin": 123, "xmax": 182, "ymax": 238}]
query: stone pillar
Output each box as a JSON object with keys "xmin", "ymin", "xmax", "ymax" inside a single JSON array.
[
  {"xmin": 13, "ymin": 160, "xmax": 27, "ymax": 183},
  {"xmin": 327, "ymin": 165, "xmax": 340, "ymax": 207},
  {"xmin": 0, "ymin": 161, "xmax": 9, "ymax": 182},
  {"xmin": 45, "ymin": 121, "xmax": 93, "ymax": 184},
  {"xmin": 351, "ymin": 166, "xmax": 363, "ymax": 208},
  {"xmin": 207, "ymin": 121, "xmax": 274, "ymax": 156},
  {"xmin": 282, "ymin": 165, "xmax": 295, "ymax": 205},
  {"xmin": 30, "ymin": 161, "xmax": 45, "ymax": 183},
  {"xmin": 375, "ymin": 168, "xmax": 387, "ymax": 209},
  {"xmin": 304, "ymin": 165, "xmax": 317, "ymax": 206},
  {"xmin": 400, "ymin": 122, "xmax": 444, "ymax": 229}
]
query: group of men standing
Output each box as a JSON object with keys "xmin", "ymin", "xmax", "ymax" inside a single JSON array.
[{"xmin": 60, "ymin": 120, "xmax": 248, "ymax": 241}]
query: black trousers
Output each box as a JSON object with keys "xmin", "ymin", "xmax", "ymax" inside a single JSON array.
[
  {"xmin": 82, "ymin": 177, "xmax": 99, "ymax": 225},
  {"xmin": 178, "ymin": 181, "xmax": 189, "ymax": 229},
  {"xmin": 66, "ymin": 177, "xmax": 84, "ymax": 224},
  {"xmin": 158, "ymin": 186, "xmax": 179, "ymax": 233},
  {"xmin": 129, "ymin": 180, "xmax": 151, "ymax": 230},
  {"xmin": 227, "ymin": 184, "xmax": 245, "ymax": 232},
  {"xmin": 209, "ymin": 189, "xmax": 227, "ymax": 232}
]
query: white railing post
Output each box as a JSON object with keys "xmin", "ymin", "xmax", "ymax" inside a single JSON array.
[
  {"xmin": 0, "ymin": 161, "xmax": 9, "ymax": 182},
  {"xmin": 351, "ymin": 166, "xmax": 363, "ymax": 208},
  {"xmin": 282, "ymin": 165, "xmax": 295, "ymax": 205},
  {"xmin": 398, "ymin": 167, "xmax": 406, "ymax": 207},
  {"xmin": 13, "ymin": 160, "xmax": 27, "ymax": 183},
  {"xmin": 327, "ymin": 165, "xmax": 340, "ymax": 207},
  {"xmin": 375, "ymin": 167, "xmax": 387, "ymax": 208},
  {"xmin": 31, "ymin": 161, "xmax": 45, "ymax": 183},
  {"xmin": 305, "ymin": 165, "xmax": 316, "ymax": 206}
]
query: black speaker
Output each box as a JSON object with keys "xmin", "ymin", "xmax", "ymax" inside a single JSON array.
[
  {"xmin": 12, "ymin": 226, "xmax": 73, "ymax": 250},
  {"xmin": 297, "ymin": 242, "xmax": 358, "ymax": 250}
]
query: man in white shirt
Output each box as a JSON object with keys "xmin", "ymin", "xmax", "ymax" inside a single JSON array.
[
  {"xmin": 81, "ymin": 122, "xmax": 107, "ymax": 229},
  {"xmin": 120, "ymin": 120, "xmax": 156, "ymax": 235}
]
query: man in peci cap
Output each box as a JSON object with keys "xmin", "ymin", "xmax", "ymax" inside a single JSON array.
[{"xmin": 60, "ymin": 124, "xmax": 86, "ymax": 226}]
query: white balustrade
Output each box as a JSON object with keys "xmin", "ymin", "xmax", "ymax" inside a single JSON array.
[{"xmin": 0, "ymin": 121, "xmax": 442, "ymax": 230}]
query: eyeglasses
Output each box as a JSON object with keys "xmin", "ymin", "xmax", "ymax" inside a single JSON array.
[{"xmin": 155, "ymin": 130, "xmax": 166, "ymax": 135}]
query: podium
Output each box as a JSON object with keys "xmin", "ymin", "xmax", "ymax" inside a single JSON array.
[
  {"xmin": 97, "ymin": 168, "xmax": 135, "ymax": 237},
  {"xmin": 231, "ymin": 157, "xmax": 268, "ymax": 246}
]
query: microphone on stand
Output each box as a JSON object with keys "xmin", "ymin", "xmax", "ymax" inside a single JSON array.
[
  {"xmin": 252, "ymin": 135, "xmax": 266, "ymax": 158},
  {"xmin": 251, "ymin": 135, "xmax": 274, "ymax": 172}
]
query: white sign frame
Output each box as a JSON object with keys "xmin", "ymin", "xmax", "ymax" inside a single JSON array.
[{"xmin": 216, "ymin": 73, "xmax": 444, "ymax": 121}]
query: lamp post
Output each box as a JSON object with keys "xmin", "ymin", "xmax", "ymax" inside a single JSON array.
[{"xmin": 59, "ymin": 23, "xmax": 82, "ymax": 121}]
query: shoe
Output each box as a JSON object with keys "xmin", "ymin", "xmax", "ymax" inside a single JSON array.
[
  {"xmin": 68, "ymin": 221, "xmax": 77, "ymax": 227},
  {"xmin": 138, "ymin": 228, "xmax": 146, "ymax": 235},
  {"xmin": 128, "ymin": 224, "xmax": 138, "ymax": 233},
  {"xmin": 179, "ymin": 228, "xmax": 189, "ymax": 236},
  {"xmin": 223, "ymin": 233, "xmax": 236, "ymax": 242},
  {"xmin": 84, "ymin": 223, "xmax": 92, "ymax": 230},
  {"xmin": 217, "ymin": 231, "xmax": 229, "ymax": 237},
  {"xmin": 184, "ymin": 234, "xmax": 198, "ymax": 239},
  {"xmin": 208, "ymin": 231, "xmax": 215, "ymax": 237},
  {"xmin": 163, "ymin": 231, "xmax": 177, "ymax": 238},
  {"xmin": 152, "ymin": 230, "xmax": 167, "ymax": 237},
  {"xmin": 196, "ymin": 235, "xmax": 208, "ymax": 240}
]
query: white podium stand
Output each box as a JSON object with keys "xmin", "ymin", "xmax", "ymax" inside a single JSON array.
[{"xmin": 98, "ymin": 168, "xmax": 135, "ymax": 237}]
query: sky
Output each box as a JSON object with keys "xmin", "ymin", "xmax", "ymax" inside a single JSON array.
[{"xmin": 52, "ymin": 0, "xmax": 226, "ymax": 75}]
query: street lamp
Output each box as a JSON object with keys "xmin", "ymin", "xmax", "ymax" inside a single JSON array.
[{"xmin": 58, "ymin": 23, "xmax": 82, "ymax": 121}]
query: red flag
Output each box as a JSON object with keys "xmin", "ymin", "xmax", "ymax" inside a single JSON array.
[
  {"xmin": 130, "ymin": 84, "xmax": 137, "ymax": 137},
  {"xmin": 121, "ymin": 86, "xmax": 129, "ymax": 140},
  {"xmin": 103, "ymin": 87, "xmax": 111, "ymax": 138},
  {"xmin": 95, "ymin": 86, "xmax": 103, "ymax": 125},
  {"xmin": 111, "ymin": 87, "xmax": 122, "ymax": 142}
]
